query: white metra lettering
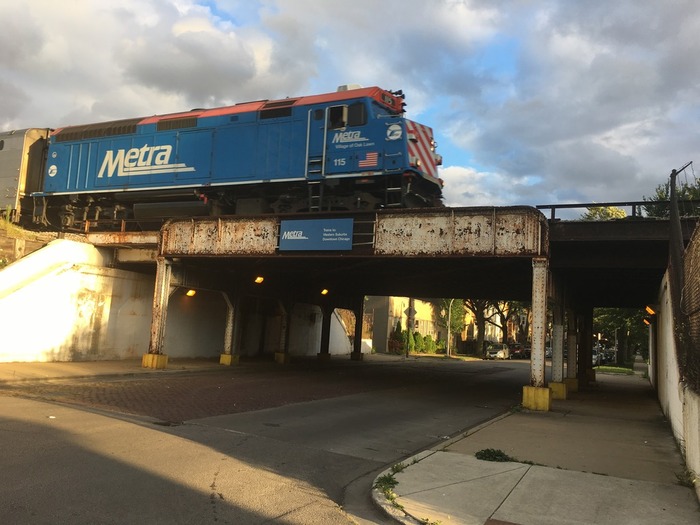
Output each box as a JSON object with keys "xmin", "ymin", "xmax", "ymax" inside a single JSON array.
[
  {"xmin": 97, "ymin": 144, "xmax": 188, "ymax": 178},
  {"xmin": 155, "ymin": 145, "xmax": 172, "ymax": 165},
  {"xmin": 331, "ymin": 131, "xmax": 367, "ymax": 144},
  {"xmin": 281, "ymin": 231, "xmax": 308, "ymax": 240}
]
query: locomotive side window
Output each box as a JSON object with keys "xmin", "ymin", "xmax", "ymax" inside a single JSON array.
[
  {"xmin": 347, "ymin": 102, "xmax": 367, "ymax": 127},
  {"xmin": 328, "ymin": 105, "xmax": 348, "ymax": 129}
]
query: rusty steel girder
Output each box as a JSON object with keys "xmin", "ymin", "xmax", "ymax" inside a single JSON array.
[
  {"xmin": 161, "ymin": 217, "xmax": 278, "ymax": 256},
  {"xmin": 374, "ymin": 207, "xmax": 547, "ymax": 257}
]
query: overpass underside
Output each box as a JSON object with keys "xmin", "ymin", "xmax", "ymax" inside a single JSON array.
[{"xmin": 95, "ymin": 207, "xmax": 553, "ymax": 408}]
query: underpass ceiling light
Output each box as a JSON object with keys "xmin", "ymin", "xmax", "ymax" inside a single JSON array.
[
  {"xmin": 254, "ymin": 276, "xmax": 264, "ymax": 284},
  {"xmin": 321, "ymin": 288, "xmax": 329, "ymax": 295},
  {"xmin": 185, "ymin": 289, "xmax": 196, "ymax": 297},
  {"xmin": 645, "ymin": 305, "xmax": 656, "ymax": 316}
]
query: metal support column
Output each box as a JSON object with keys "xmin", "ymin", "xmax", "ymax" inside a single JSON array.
[
  {"xmin": 144, "ymin": 257, "xmax": 172, "ymax": 368},
  {"xmin": 220, "ymin": 292, "xmax": 240, "ymax": 365},
  {"xmin": 551, "ymin": 304, "xmax": 564, "ymax": 383},
  {"xmin": 318, "ymin": 305, "xmax": 332, "ymax": 360},
  {"xmin": 566, "ymin": 310, "xmax": 578, "ymax": 377},
  {"xmin": 530, "ymin": 257, "xmax": 548, "ymax": 387},
  {"xmin": 275, "ymin": 301, "xmax": 292, "ymax": 364},
  {"xmin": 579, "ymin": 310, "xmax": 594, "ymax": 385},
  {"xmin": 523, "ymin": 256, "xmax": 551, "ymax": 410},
  {"xmin": 351, "ymin": 296, "xmax": 364, "ymax": 361},
  {"xmin": 549, "ymin": 302, "xmax": 567, "ymax": 399}
]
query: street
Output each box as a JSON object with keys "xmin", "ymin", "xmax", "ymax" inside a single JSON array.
[{"xmin": 0, "ymin": 355, "xmax": 530, "ymax": 524}]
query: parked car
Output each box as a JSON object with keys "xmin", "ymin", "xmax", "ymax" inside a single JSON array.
[
  {"xmin": 509, "ymin": 344, "xmax": 526, "ymax": 359},
  {"xmin": 485, "ymin": 343, "xmax": 510, "ymax": 360}
]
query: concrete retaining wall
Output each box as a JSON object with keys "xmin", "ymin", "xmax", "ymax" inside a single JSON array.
[
  {"xmin": 0, "ymin": 239, "xmax": 351, "ymax": 362},
  {"xmin": 653, "ymin": 272, "xmax": 700, "ymax": 499}
]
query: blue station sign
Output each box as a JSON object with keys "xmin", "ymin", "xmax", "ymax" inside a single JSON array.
[{"xmin": 279, "ymin": 218, "xmax": 354, "ymax": 251}]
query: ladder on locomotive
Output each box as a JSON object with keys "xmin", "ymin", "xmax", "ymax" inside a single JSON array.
[{"xmin": 306, "ymin": 154, "xmax": 324, "ymax": 211}]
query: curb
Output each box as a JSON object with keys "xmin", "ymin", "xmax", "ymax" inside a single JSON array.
[{"xmin": 371, "ymin": 410, "xmax": 514, "ymax": 523}]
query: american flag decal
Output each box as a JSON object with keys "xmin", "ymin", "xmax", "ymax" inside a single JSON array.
[{"xmin": 358, "ymin": 151, "xmax": 379, "ymax": 167}]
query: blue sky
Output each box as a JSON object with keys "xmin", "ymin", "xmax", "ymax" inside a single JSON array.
[{"xmin": 2, "ymin": 0, "xmax": 699, "ymax": 214}]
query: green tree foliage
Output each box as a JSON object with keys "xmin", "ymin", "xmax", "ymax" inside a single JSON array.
[
  {"xmin": 464, "ymin": 298, "xmax": 493, "ymax": 356},
  {"xmin": 580, "ymin": 206, "xmax": 626, "ymax": 220},
  {"xmin": 405, "ymin": 329, "xmax": 415, "ymax": 354},
  {"xmin": 643, "ymin": 179, "xmax": 700, "ymax": 218},
  {"xmin": 388, "ymin": 320, "xmax": 404, "ymax": 354},
  {"xmin": 434, "ymin": 299, "xmax": 465, "ymax": 353},
  {"xmin": 593, "ymin": 307, "xmax": 647, "ymax": 363},
  {"xmin": 413, "ymin": 332, "xmax": 424, "ymax": 353}
]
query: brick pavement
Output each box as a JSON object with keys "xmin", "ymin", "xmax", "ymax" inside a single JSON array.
[{"xmin": 0, "ymin": 360, "xmax": 409, "ymax": 422}]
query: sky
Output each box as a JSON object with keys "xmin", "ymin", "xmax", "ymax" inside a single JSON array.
[{"xmin": 2, "ymin": 0, "xmax": 699, "ymax": 214}]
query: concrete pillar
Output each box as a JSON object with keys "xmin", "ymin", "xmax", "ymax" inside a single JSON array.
[
  {"xmin": 351, "ymin": 296, "xmax": 364, "ymax": 361},
  {"xmin": 523, "ymin": 257, "xmax": 551, "ymax": 411},
  {"xmin": 318, "ymin": 305, "xmax": 332, "ymax": 361},
  {"xmin": 220, "ymin": 292, "xmax": 240, "ymax": 366},
  {"xmin": 143, "ymin": 257, "xmax": 172, "ymax": 369}
]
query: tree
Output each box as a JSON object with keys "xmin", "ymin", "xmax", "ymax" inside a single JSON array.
[
  {"xmin": 464, "ymin": 299, "xmax": 493, "ymax": 357},
  {"xmin": 592, "ymin": 308, "xmax": 647, "ymax": 364},
  {"xmin": 433, "ymin": 299, "xmax": 465, "ymax": 355},
  {"xmin": 580, "ymin": 206, "xmax": 626, "ymax": 220},
  {"xmin": 643, "ymin": 179, "xmax": 700, "ymax": 218}
]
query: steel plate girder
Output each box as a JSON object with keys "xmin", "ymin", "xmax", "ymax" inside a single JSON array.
[{"xmin": 374, "ymin": 208, "xmax": 546, "ymax": 256}]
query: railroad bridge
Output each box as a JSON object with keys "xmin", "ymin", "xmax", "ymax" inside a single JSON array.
[{"xmin": 77, "ymin": 205, "xmax": 687, "ymax": 410}]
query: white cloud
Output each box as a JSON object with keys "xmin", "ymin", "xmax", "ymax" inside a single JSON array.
[{"xmin": 1, "ymin": 0, "xmax": 698, "ymax": 207}]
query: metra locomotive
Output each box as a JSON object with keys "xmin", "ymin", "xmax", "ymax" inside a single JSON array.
[{"xmin": 0, "ymin": 85, "xmax": 442, "ymax": 231}]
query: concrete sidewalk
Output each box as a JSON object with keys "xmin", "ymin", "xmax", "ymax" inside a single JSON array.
[
  {"xmin": 373, "ymin": 363, "xmax": 700, "ymax": 525},
  {"xmin": 0, "ymin": 357, "xmax": 223, "ymax": 383}
]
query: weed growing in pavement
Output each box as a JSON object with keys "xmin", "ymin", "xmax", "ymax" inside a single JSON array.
[
  {"xmin": 675, "ymin": 468, "xmax": 698, "ymax": 488},
  {"xmin": 475, "ymin": 448, "xmax": 516, "ymax": 462},
  {"xmin": 474, "ymin": 448, "xmax": 543, "ymax": 466},
  {"xmin": 373, "ymin": 473, "xmax": 403, "ymax": 510},
  {"xmin": 391, "ymin": 462, "xmax": 407, "ymax": 473},
  {"xmin": 420, "ymin": 518, "xmax": 441, "ymax": 525}
]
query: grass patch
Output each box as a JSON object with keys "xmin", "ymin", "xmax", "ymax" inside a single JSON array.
[
  {"xmin": 475, "ymin": 448, "xmax": 542, "ymax": 466},
  {"xmin": 475, "ymin": 448, "xmax": 516, "ymax": 462},
  {"xmin": 596, "ymin": 366, "xmax": 635, "ymax": 375}
]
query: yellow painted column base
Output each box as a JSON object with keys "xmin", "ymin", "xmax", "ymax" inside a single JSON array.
[
  {"xmin": 564, "ymin": 377, "xmax": 579, "ymax": 393},
  {"xmin": 142, "ymin": 353, "xmax": 168, "ymax": 369},
  {"xmin": 549, "ymin": 382, "xmax": 568, "ymax": 400},
  {"xmin": 275, "ymin": 352, "xmax": 291, "ymax": 364},
  {"xmin": 219, "ymin": 354, "xmax": 239, "ymax": 366},
  {"xmin": 350, "ymin": 351, "xmax": 364, "ymax": 361},
  {"xmin": 317, "ymin": 352, "xmax": 331, "ymax": 361},
  {"xmin": 522, "ymin": 385, "xmax": 552, "ymax": 411}
]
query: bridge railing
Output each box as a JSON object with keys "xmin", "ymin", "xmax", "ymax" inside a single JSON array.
[{"xmin": 537, "ymin": 200, "xmax": 700, "ymax": 221}]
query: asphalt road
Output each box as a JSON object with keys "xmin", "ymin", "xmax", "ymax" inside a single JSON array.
[{"xmin": 0, "ymin": 355, "xmax": 531, "ymax": 524}]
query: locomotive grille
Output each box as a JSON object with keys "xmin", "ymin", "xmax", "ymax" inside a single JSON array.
[
  {"xmin": 54, "ymin": 118, "xmax": 142, "ymax": 142},
  {"xmin": 156, "ymin": 117, "xmax": 198, "ymax": 131}
]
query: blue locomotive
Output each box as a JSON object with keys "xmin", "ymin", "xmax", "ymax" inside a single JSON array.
[{"xmin": 3, "ymin": 85, "xmax": 443, "ymax": 231}]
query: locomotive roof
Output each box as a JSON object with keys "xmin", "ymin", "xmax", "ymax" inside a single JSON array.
[{"xmin": 51, "ymin": 86, "xmax": 403, "ymax": 140}]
